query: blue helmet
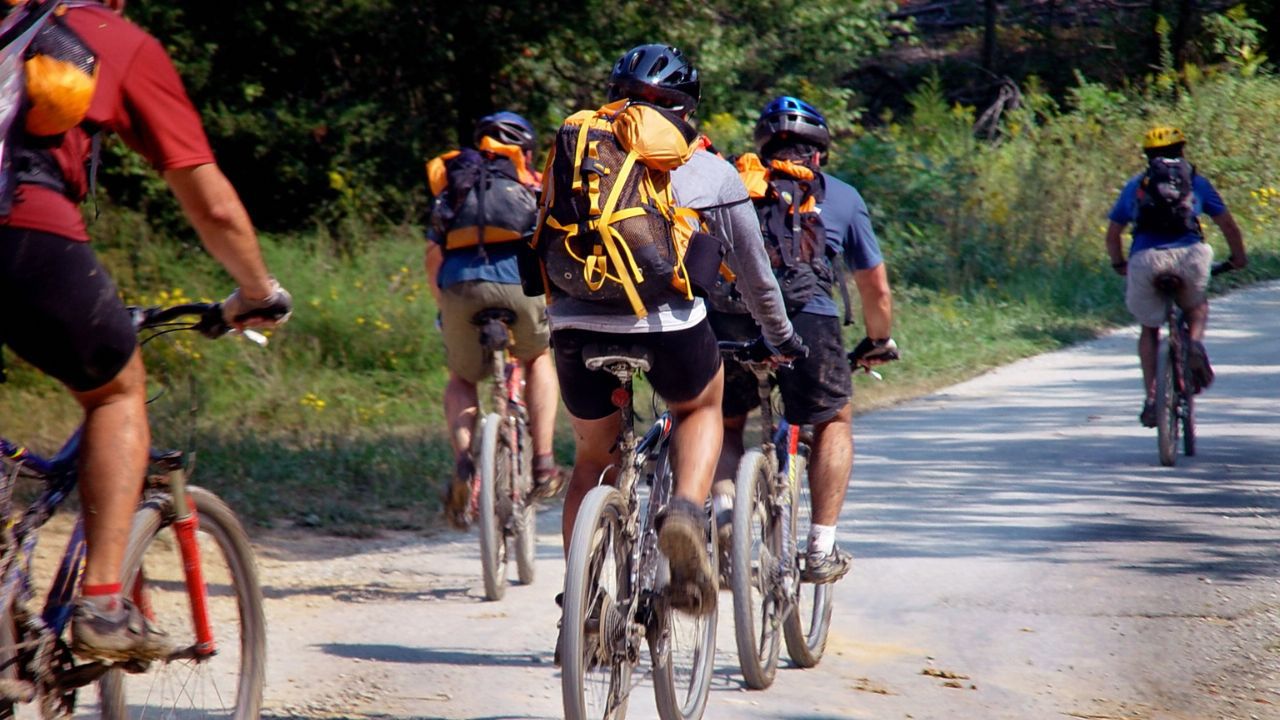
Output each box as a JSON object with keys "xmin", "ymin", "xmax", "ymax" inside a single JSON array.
[
  {"xmin": 474, "ymin": 111, "xmax": 537, "ymax": 152},
  {"xmin": 753, "ymin": 96, "xmax": 830, "ymax": 153}
]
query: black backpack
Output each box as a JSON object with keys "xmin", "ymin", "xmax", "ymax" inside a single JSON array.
[
  {"xmin": 1135, "ymin": 157, "xmax": 1201, "ymax": 237},
  {"xmin": 735, "ymin": 153, "xmax": 853, "ymax": 322},
  {"xmin": 427, "ymin": 146, "xmax": 538, "ymax": 253}
]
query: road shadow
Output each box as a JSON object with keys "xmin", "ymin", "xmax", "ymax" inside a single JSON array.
[{"xmin": 316, "ymin": 642, "xmax": 550, "ymax": 668}]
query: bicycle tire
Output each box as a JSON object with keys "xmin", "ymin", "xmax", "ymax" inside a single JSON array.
[
  {"xmin": 651, "ymin": 491, "xmax": 718, "ymax": 718},
  {"xmin": 782, "ymin": 452, "xmax": 834, "ymax": 668},
  {"xmin": 479, "ymin": 412, "xmax": 511, "ymax": 601},
  {"xmin": 1155, "ymin": 345, "xmax": 1179, "ymax": 467},
  {"xmin": 0, "ymin": 608, "xmax": 18, "ymax": 718},
  {"xmin": 562, "ymin": 486, "xmax": 633, "ymax": 720},
  {"xmin": 1181, "ymin": 337, "xmax": 1197, "ymax": 458},
  {"xmin": 513, "ymin": 419, "xmax": 537, "ymax": 586},
  {"xmin": 729, "ymin": 449, "xmax": 783, "ymax": 690},
  {"xmin": 99, "ymin": 486, "xmax": 265, "ymax": 720}
]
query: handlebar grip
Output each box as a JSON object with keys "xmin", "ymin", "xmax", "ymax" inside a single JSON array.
[{"xmin": 1210, "ymin": 260, "xmax": 1235, "ymax": 277}]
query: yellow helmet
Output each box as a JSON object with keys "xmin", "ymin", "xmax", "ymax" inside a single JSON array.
[
  {"xmin": 1143, "ymin": 126, "xmax": 1186, "ymax": 150},
  {"xmin": 23, "ymin": 54, "xmax": 98, "ymax": 137}
]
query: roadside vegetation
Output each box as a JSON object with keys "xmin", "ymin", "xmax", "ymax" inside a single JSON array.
[{"xmin": 2, "ymin": 3, "xmax": 1278, "ymax": 533}]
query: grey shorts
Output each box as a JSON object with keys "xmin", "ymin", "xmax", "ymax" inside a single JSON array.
[
  {"xmin": 1125, "ymin": 243, "xmax": 1213, "ymax": 328},
  {"xmin": 438, "ymin": 281, "xmax": 550, "ymax": 383}
]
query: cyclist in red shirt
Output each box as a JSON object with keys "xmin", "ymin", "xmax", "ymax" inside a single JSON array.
[{"xmin": 0, "ymin": 0, "xmax": 291, "ymax": 661}]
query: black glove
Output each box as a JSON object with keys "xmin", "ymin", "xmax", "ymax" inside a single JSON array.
[
  {"xmin": 773, "ymin": 332, "xmax": 808, "ymax": 360},
  {"xmin": 849, "ymin": 336, "xmax": 899, "ymax": 368}
]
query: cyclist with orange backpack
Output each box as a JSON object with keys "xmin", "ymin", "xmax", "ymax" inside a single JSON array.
[
  {"xmin": 0, "ymin": 0, "xmax": 291, "ymax": 660},
  {"xmin": 712, "ymin": 97, "xmax": 898, "ymax": 584},
  {"xmin": 425, "ymin": 112, "xmax": 562, "ymax": 528},
  {"xmin": 532, "ymin": 45, "xmax": 803, "ymax": 616},
  {"xmin": 1104, "ymin": 127, "xmax": 1248, "ymax": 427}
]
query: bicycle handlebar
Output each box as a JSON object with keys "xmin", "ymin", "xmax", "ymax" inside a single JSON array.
[
  {"xmin": 1210, "ymin": 260, "xmax": 1236, "ymax": 277},
  {"xmin": 129, "ymin": 302, "xmax": 274, "ymax": 345},
  {"xmin": 716, "ymin": 339, "xmax": 795, "ymax": 369}
]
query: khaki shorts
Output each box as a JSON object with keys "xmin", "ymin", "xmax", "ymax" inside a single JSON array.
[
  {"xmin": 438, "ymin": 281, "xmax": 550, "ymax": 383},
  {"xmin": 1125, "ymin": 243, "xmax": 1213, "ymax": 328}
]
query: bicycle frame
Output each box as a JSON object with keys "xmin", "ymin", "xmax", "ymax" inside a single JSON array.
[{"xmin": 0, "ymin": 433, "xmax": 219, "ymax": 665}]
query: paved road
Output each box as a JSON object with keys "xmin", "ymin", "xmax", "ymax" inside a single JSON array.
[{"xmin": 255, "ymin": 281, "xmax": 1280, "ymax": 720}]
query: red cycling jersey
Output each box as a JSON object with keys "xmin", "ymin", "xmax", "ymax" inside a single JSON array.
[{"xmin": 1, "ymin": 3, "xmax": 215, "ymax": 241}]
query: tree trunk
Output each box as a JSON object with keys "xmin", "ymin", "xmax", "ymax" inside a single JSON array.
[
  {"xmin": 1150, "ymin": 0, "xmax": 1165, "ymax": 69},
  {"xmin": 982, "ymin": 0, "xmax": 999, "ymax": 71},
  {"xmin": 1171, "ymin": 0, "xmax": 1198, "ymax": 68}
]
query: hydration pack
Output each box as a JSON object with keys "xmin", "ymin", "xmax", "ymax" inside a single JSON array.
[
  {"xmin": 736, "ymin": 152, "xmax": 852, "ymax": 322},
  {"xmin": 533, "ymin": 100, "xmax": 705, "ymax": 317},
  {"xmin": 1135, "ymin": 156, "xmax": 1201, "ymax": 237},
  {"xmin": 0, "ymin": 0, "xmax": 99, "ymax": 214},
  {"xmin": 426, "ymin": 136, "xmax": 539, "ymax": 252}
]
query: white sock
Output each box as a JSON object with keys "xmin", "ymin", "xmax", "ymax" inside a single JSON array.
[
  {"xmin": 711, "ymin": 481, "xmax": 734, "ymax": 517},
  {"xmin": 808, "ymin": 524, "xmax": 836, "ymax": 555}
]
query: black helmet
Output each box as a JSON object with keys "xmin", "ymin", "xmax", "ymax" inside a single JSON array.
[
  {"xmin": 474, "ymin": 111, "xmax": 537, "ymax": 152},
  {"xmin": 753, "ymin": 96, "xmax": 831, "ymax": 152},
  {"xmin": 607, "ymin": 44, "xmax": 700, "ymax": 113}
]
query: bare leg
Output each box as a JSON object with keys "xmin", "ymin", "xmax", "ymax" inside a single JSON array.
[
  {"xmin": 808, "ymin": 403, "xmax": 853, "ymax": 527},
  {"xmin": 522, "ymin": 350, "xmax": 559, "ymax": 457},
  {"xmin": 715, "ymin": 415, "xmax": 748, "ymax": 486},
  {"xmin": 668, "ymin": 365, "xmax": 725, "ymax": 508},
  {"xmin": 74, "ymin": 350, "xmax": 149, "ymax": 587},
  {"xmin": 1138, "ymin": 326, "xmax": 1160, "ymax": 399},
  {"xmin": 561, "ymin": 412, "xmax": 621, "ymax": 551},
  {"xmin": 444, "ymin": 372, "xmax": 479, "ymax": 457},
  {"xmin": 1185, "ymin": 301, "xmax": 1209, "ymax": 342}
]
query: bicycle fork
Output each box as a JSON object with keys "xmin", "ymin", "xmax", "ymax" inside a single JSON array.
[{"xmin": 167, "ymin": 466, "xmax": 216, "ymax": 657}]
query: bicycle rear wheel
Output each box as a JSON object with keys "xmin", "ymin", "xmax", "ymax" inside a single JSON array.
[
  {"xmin": 478, "ymin": 413, "xmax": 513, "ymax": 601},
  {"xmin": 783, "ymin": 452, "xmax": 834, "ymax": 668},
  {"xmin": 1155, "ymin": 344, "xmax": 1179, "ymax": 467},
  {"xmin": 729, "ymin": 449, "xmax": 783, "ymax": 690},
  {"xmin": 100, "ymin": 486, "xmax": 265, "ymax": 719},
  {"xmin": 651, "ymin": 505, "xmax": 718, "ymax": 719},
  {"xmin": 562, "ymin": 486, "xmax": 633, "ymax": 720}
]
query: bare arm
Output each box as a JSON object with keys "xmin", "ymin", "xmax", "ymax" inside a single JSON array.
[
  {"xmin": 717, "ymin": 201, "xmax": 794, "ymax": 347},
  {"xmin": 851, "ymin": 263, "xmax": 893, "ymax": 339},
  {"xmin": 164, "ymin": 163, "xmax": 274, "ymax": 300},
  {"xmin": 424, "ymin": 242, "xmax": 443, "ymax": 305},
  {"xmin": 1210, "ymin": 210, "xmax": 1248, "ymax": 268},
  {"xmin": 1105, "ymin": 221, "xmax": 1127, "ymax": 275}
]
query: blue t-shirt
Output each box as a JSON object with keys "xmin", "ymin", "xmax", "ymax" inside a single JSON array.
[
  {"xmin": 1108, "ymin": 173, "xmax": 1227, "ymax": 254},
  {"xmin": 799, "ymin": 172, "xmax": 884, "ymax": 317},
  {"xmin": 429, "ymin": 229, "xmax": 523, "ymax": 288}
]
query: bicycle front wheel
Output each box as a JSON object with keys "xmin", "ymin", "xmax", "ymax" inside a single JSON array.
[
  {"xmin": 99, "ymin": 486, "xmax": 265, "ymax": 720},
  {"xmin": 1155, "ymin": 344, "xmax": 1179, "ymax": 467},
  {"xmin": 563, "ymin": 486, "xmax": 634, "ymax": 720},
  {"xmin": 513, "ymin": 418, "xmax": 537, "ymax": 586},
  {"xmin": 730, "ymin": 449, "xmax": 783, "ymax": 690},
  {"xmin": 1180, "ymin": 339, "xmax": 1197, "ymax": 457},
  {"xmin": 479, "ymin": 413, "xmax": 513, "ymax": 600},
  {"xmin": 782, "ymin": 451, "xmax": 834, "ymax": 668}
]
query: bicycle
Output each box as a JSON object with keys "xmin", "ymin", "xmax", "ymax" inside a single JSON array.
[
  {"xmin": 1154, "ymin": 260, "xmax": 1233, "ymax": 466},
  {"xmin": 469, "ymin": 308, "xmax": 537, "ymax": 601},
  {"xmin": 716, "ymin": 341, "xmax": 832, "ymax": 691},
  {"xmin": 0, "ymin": 302, "xmax": 269, "ymax": 719},
  {"xmin": 560, "ymin": 344, "xmax": 717, "ymax": 720}
]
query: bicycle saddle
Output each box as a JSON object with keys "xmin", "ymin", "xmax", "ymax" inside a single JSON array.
[
  {"xmin": 1153, "ymin": 273, "xmax": 1183, "ymax": 293},
  {"xmin": 583, "ymin": 343, "xmax": 653, "ymax": 373},
  {"xmin": 471, "ymin": 308, "xmax": 517, "ymax": 326}
]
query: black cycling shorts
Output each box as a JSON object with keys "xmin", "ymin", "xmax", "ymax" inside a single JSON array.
[
  {"xmin": 777, "ymin": 312, "xmax": 853, "ymax": 424},
  {"xmin": 552, "ymin": 320, "xmax": 722, "ymax": 421},
  {"xmin": 711, "ymin": 310, "xmax": 852, "ymax": 425},
  {"xmin": 0, "ymin": 227, "xmax": 136, "ymax": 392}
]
